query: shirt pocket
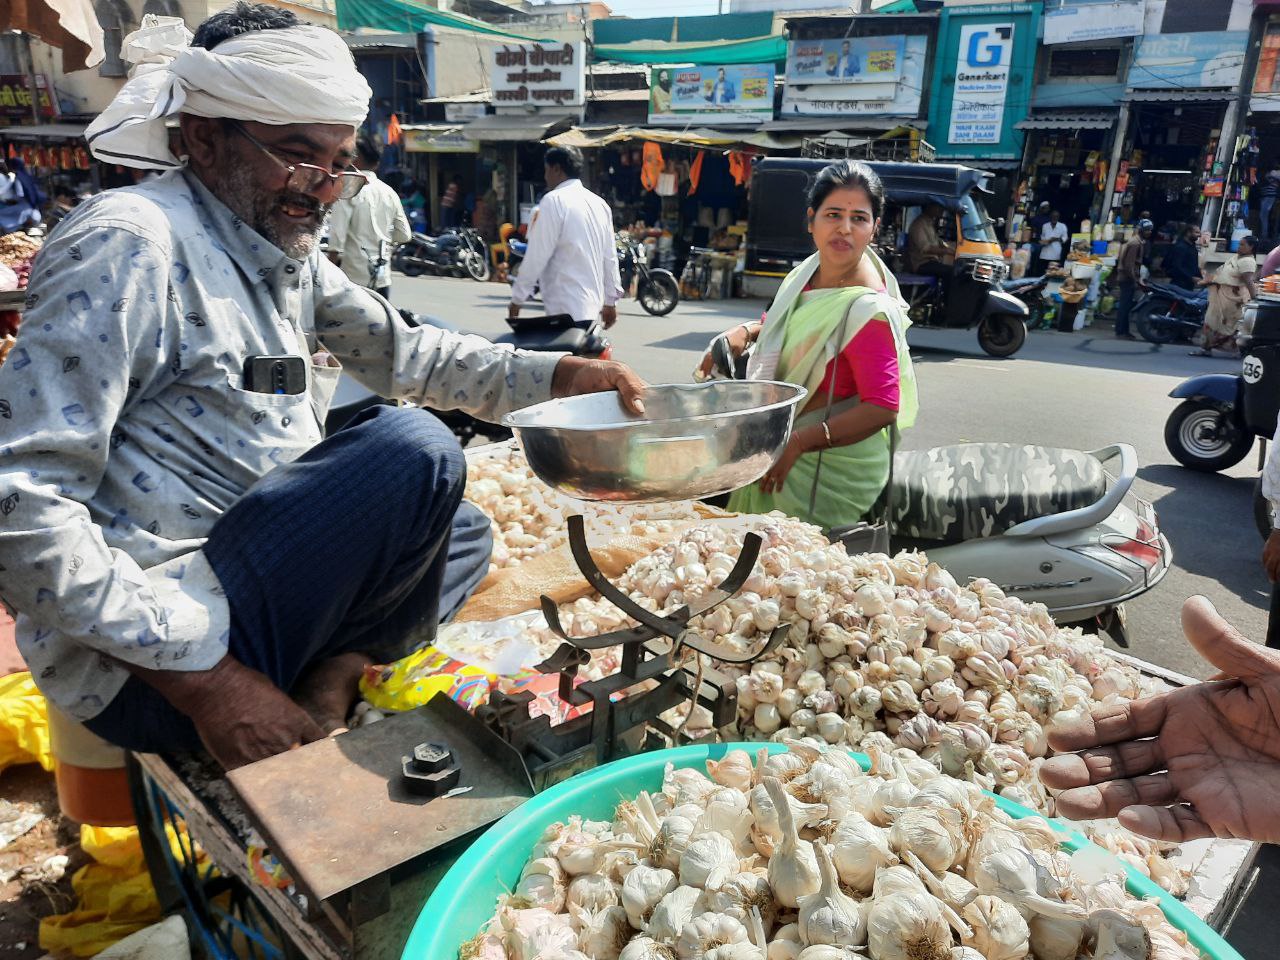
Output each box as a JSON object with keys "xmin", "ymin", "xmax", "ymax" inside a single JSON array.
[
  {"xmin": 219, "ymin": 372, "xmax": 319, "ymax": 477},
  {"xmin": 309, "ymin": 355, "xmax": 341, "ymax": 434}
]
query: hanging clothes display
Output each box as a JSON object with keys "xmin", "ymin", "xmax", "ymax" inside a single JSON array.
[
  {"xmin": 688, "ymin": 151, "xmax": 705, "ymax": 195},
  {"xmin": 640, "ymin": 142, "xmax": 664, "ymax": 192},
  {"xmin": 728, "ymin": 151, "xmax": 751, "ymax": 187}
]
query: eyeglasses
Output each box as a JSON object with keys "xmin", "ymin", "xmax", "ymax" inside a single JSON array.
[{"xmin": 232, "ymin": 123, "xmax": 367, "ymax": 201}]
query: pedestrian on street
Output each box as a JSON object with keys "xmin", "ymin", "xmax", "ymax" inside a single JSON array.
[
  {"xmin": 326, "ymin": 132, "xmax": 411, "ymax": 300},
  {"xmin": 1027, "ymin": 201, "xmax": 1050, "ymax": 276},
  {"xmin": 1163, "ymin": 224, "xmax": 1203, "ymax": 291},
  {"xmin": 1191, "ymin": 235, "xmax": 1258, "ymax": 357},
  {"xmin": 1258, "ymin": 164, "xmax": 1280, "ymax": 238},
  {"xmin": 440, "ymin": 174, "xmax": 462, "ymax": 229},
  {"xmin": 1113, "ymin": 219, "xmax": 1152, "ymax": 340},
  {"xmin": 1041, "ymin": 595, "xmax": 1280, "ymax": 844},
  {"xmin": 1037, "ymin": 209, "xmax": 1069, "ymax": 276},
  {"xmin": 1, "ymin": 2, "xmax": 645, "ymax": 771},
  {"xmin": 509, "ymin": 145, "xmax": 623, "ymax": 329}
]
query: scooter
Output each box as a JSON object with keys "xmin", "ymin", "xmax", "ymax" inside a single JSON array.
[
  {"xmin": 1164, "ymin": 298, "xmax": 1280, "ymax": 537},
  {"xmin": 1132, "ymin": 280, "xmax": 1207, "ymax": 345},
  {"xmin": 890, "ymin": 442, "xmax": 1170, "ymax": 647},
  {"xmin": 1000, "ymin": 275, "xmax": 1050, "ymax": 330},
  {"xmin": 617, "ymin": 234, "xmax": 680, "ymax": 317},
  {"xmin": 325, "ymin": 309, "xmax": 612, "ymax": 445},
  {"xmin": 393, "ymin": 228, "xmax": 488, "ymax": 282}
]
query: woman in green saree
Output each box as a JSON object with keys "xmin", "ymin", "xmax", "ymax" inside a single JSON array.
[{"xmin": 702, "ymin": 161, "xmax": 918, "ymax": 530}]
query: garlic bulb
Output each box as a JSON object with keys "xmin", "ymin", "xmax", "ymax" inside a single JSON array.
[
  {"xmin": 619, "ymin": 937, "xmax": 676, "ymax": 960},
  {"xmin": 679, "ymin": 833, "xmax": 739, "ymax": 891},
  {"xmin": 829, "ymin": 813, "xmax": 895, "ymax": 894},
  {"xmin": 500, "ymin": 906, "xmax": 580, "ymax": 960},
  {"xmin": 763, "ymin": 777, "xmax": 821, "ymax": 908},
  {"xmin": 570, "ymin": 903, "xmax": 631, "ymax": 960},
  {"xmin": 797, "ymin": 841, "xmax": 866, "ymax": 947},
  {"xmin": 568, "ymin": 873, "xmax": 621, "ymax": 911},
  {"xmin": 622, "ymin": 864, "xmax": 677, "ymax": 928},
  {"xmin": 1028, "ymin": 912, "xmax": 1085, "ymax": 960},
  {"xmin": 708, "ymin": 750, "xmax": 756, "ymax": 791},
  {"xmin": 795, "ymin": 947, "xmax": 867, "ymax": 960},
  {"xmin": 675, "ymin": 912, "xmax": 750, "ymax": 960},
  {"xmin": 865, "ymin": 892, "xmax": 956, "ymax": 960},
  {"xmin": 646, "ymin": 885, "xmax": 702, "ymax": 943},
  {"xmin": 973, "ymin": 849, "xmax": 1085, "ymax": 922},
  {"xmin": 651, "ymin": 815, "xmax": 696, "ymax": 871},
  {"xmin": 888, "ymin": 807, "xmax": 963, "ymax": 874},
  {"xmin": 961, "ymin": 894, "xmax": 1029, "ymax": 960}
]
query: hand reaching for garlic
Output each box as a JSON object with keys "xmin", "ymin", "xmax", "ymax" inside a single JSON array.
[{"xmin": 464, "ymin": 745, "xmax": 1202, "ymax": 960}]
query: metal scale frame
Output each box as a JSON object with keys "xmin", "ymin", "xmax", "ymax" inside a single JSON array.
[{"xmin": 480, "ymin": 513, "xmax": 788, "ymax": 790}]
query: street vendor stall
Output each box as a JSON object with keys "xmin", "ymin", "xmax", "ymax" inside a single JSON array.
[{"xmin": 122, "ymin": 404, "xmax": 1258, "ymax": 960}]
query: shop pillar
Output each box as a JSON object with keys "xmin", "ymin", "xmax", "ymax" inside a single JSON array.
[
  {"xmin": 1205, "ymin": 11, "xmax": 1266, "ymax": 236},
  {"xmin": 1101, "ymin": 102, "xmax": 1131, "ymax": 220}
]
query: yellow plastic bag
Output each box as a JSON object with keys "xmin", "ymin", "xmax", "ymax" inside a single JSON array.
[
  {"xmin": 0, "ymin": 671, "xmax": 52, "ymax": 772},
  {"xmin": 40, "ymin": 823, "xmax": 209, "ymax": 957},
  {"xmin": 359, "ymin": 645, "xmax": 495, "ymax": 713}
]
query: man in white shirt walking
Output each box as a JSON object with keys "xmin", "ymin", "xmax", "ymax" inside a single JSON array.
[
  {"xmin": 509, "ymin": 145, "xmax": 623, "ymax": 328},
  {"xmin": 1037, "ymin": 209, "xmax": 1070, "ymax": 275},
  {"xmin": 326, "ymin": 133, "xmax": 411, "ymax": 299}
]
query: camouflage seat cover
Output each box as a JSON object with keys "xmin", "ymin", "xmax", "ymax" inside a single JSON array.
[{"xmin": 889, "ymin": 443, "xmax": 1107, "ymax": 543}]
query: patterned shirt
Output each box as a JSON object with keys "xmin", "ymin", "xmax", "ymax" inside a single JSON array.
[{"xmin": 0, "ymin": 170, "xmax": 560, "ymax": 720}]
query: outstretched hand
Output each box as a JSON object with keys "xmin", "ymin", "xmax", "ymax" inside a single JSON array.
[
  {"xmin": 1040, "ymin": 596, "xmax": 1280, "ymax": 843},
  {"xmin": 551, "ymin": 356, "xmax": 647, "ymax": 416}
]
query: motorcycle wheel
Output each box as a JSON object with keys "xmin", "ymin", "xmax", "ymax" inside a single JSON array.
[
  {"xmin": 977, "ymin": 314, "xmax": 1026, "ymax": 358},
  {"xmin": 1133, "ymin": 300, "xmax": 1180, "ymax": 344},
  {"xmin": 464, "ymin": 250, "xmax": 491, "ymax": 282},
  {"xmin": 400, "ymin": 261, "xmax": 425, "ymax": 278},
  {"xmin": 1164, "ymin": 399, "xmax": 1255, "ymax": 471},
  {"xmin": 638, "ymin": 272, "xmax": 680, "ymax": 316},
  {"xmin": 1256, "ymin": 475, "xmax": 1272, "ymax": 540}
]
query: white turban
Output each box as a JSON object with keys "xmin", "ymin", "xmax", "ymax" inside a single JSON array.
[{"xmin": 86, "ymin": 16, "xmax": 372, "ymax": 169}]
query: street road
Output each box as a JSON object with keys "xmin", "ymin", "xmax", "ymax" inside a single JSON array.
[{"xmin": 391, "ymin": 273, "xmax": 1264, "ymax": 679}]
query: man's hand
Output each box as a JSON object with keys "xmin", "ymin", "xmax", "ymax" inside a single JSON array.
[
  {"xmin": 508, "ymin": 302, "xmax": 521, "ymax": 320},
  {"xmin": 133, "ymin": 656, "xmax": 325, "ymax": 770},
  {"xmin": 1040, "ymin": 596, "xmax": 1280, "ymax": 843},
  {"xmin": 1264, "ymin": 529, "xmax": 1280, "ymax": 582},
  {"xmin": 551, "ymin": 356, "xmax": 646, "ymax": 416},
  {"xmin": 601, "ymin": 305, "xmax": 618, "ymax": 330},
  {"xmin": 758, "ymin": 434, "xmax": 804, "ymax": 495}
]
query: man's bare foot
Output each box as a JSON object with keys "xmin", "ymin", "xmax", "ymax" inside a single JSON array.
[{"xmin": 293, "ymin": 653, "xmax": 371, "ymax": 735}]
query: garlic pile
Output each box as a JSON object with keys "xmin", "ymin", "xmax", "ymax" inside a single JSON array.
[
  {"xmin": 501, "ymin": 514, "xmax": 1187, "ymax": 895},
  {"xmin": 466, "ymin": 447, "xmax": 710, "ymax": 572},
  {"xmin": 462, "ymin": 745, "xmax": 1203, "ymax": 960}
]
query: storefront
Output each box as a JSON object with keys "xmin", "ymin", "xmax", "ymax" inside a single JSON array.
[
  {"xmin": 0, "ymin": 122, "xmax": 102, "ymax": 198},
  {"xmin": 1247, "ymin": 6, "xmax": 1280, "ymax": 238},
  {"xmin": 1014, "ymin": 111, "xmax": 1115, "ymax": 230},
  {"xmin": 1116, "ymin": 31, "xmax": 1250, "ymax": 240}
]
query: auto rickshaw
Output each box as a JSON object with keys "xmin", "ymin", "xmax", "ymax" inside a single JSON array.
[{"xmin": 744, "ymin": 158, "xmax": 1028, "ymax": 358}]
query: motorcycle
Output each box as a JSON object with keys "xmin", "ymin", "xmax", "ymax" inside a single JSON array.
[
  {"xmin": 1131, "ymin": 279, "xmax": 1207, "ymax": 345},
  {"xmin": 393, "ymin": 227, "xmax": 489, "ymax": 282},
  {"xmin": 1000, "ymin": 275, "xmax": 1050, "ymax": 330},
  {"xmin": 617, "ymin": 234, "xmax": 680, "ymax": 317},
  {"xmin": 1164, "ymin": 298, "xmax": 1280, "ymax": 537},
  {"xmin": 325, "ymin": 309, "xmax": 612, "ymax": 445},
  {"xmin": 890, "ymin": 442, "xmax": 1170, "ymax": 647}
]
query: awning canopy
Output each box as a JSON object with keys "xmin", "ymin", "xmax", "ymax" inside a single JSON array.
[
  {"xmin": 547, "ymin": 125, "xmax": 803, "ymax": 151},
  {"xmin": 1015, "ymin": 110, "xmax": 1116, "ymax": 131},
  {"xmin": 0, "ymin": 0, "xmax": 103, "ymax": 73},
  {"xmin": 335, "ymin": 0, "xmax": 544, "ymax": 41},
  {"xmin": 761, "ymin": 118, "xmax": 925, "ymax": 133},
  {"xmin": 0, "ymin": 122, "xmax": 87, "ymax": 141},
  {"xmin": 461, "ymin": 114, "xmax": 572, "ymax": 142},
  {"xmin": 593, "ymin": 34, "xmax": 787, "ymax": 67},
  {"xmin": 1125, "ymin": 88, "xmax": 1236, "ymax": 103}
]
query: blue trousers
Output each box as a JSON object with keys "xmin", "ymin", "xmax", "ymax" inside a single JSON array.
[
  {"xmin": 1115, "ymin": 279, "xmax": 1137, "ymax": 337},
  {"xmin": 85, "ymin": 405, "xmax": 492, "ymax": 752}
]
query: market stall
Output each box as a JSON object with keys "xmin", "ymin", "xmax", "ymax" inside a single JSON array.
[{"xmin": 123, "ymin": 424, "xmax": 1256, "ymax": 960}]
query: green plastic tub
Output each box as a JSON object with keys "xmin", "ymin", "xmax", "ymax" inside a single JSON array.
[{"xmin": 403, "ymin": 742, "xmax": 1244, "ymax": 960}]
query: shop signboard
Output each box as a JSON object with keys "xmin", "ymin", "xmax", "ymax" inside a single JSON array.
[
  {"xmin": 403, "ymin": 128, "xmax": 479, "ymax": 154},
  {"xmin": 784, "ymin": 35, "xmax": 906, "ymax": 86},
  {"xmin": 926, "ymin": 4, "xmax": 1040, "ymax": 160},
  {"xmin": 779, "ymin": 35, "xmax": 926, "ymax": 118},
  {"xmin": 1043, "ymin": 0, "xmax": 1144, "ymax": 46},
  {"xmin": 1130, "ymin": 32, "xmax": 1249, "ymax": 89},
  {"xmin": 0, "ymin": 75, "xmax": 57, "ymax": 121},
  {"xmin": 647, "ymin": 64, "xmax": 775, "ymax": 126},
  {"xmin": 948, "ymin": 22, "xmax": 1015, "ymax": 145},
  {"xmin": 444, "ymin": 103, "xmax": 487, "ymax": 123},
  {"xmin": 490, "ymin": 42, "xmax": 585, "ymax": 109},
  {"xmin": 1253, "ymin": 18, "xmax": 1280, "ymax": 110}
]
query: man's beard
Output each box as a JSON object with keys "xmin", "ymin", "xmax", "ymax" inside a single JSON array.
[{"xmin": 215, "ymin": 165, "xmax": 330, "ymax": 260}]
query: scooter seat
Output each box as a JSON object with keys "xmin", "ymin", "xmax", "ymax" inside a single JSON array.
[
  {"xmin": 890, "ymin": 443, "xmax": 1107, "ymax": 543},
  {"xmin": 495, "ymin": 325, "xmax": 588, "ymax": 353}
]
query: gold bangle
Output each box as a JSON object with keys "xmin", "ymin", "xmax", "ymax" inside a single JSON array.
[{"xmin": 821, "ymin": 422, "xmax": 832, "ymax": 448}]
